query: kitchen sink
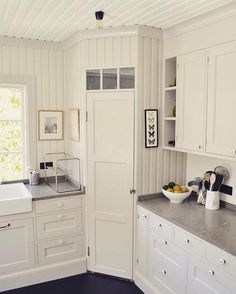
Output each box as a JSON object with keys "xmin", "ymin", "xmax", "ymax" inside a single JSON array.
[{"xmin": 0, "ymin": 183, "xmax": 32, "ymax": 216}]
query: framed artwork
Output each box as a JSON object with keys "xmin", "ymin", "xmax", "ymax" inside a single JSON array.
[
  {"xmin": 145, "ymin": 109, "xmax": 158, "ymax": 148},
  {"xmin": 69, "ymin": 108, "xmax": 80, "ymax": 141},
  {"xmin": 38, "ymin": 110, "xmax": 64, "ymax": 140}
]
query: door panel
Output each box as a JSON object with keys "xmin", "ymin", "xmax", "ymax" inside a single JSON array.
[
  {"xmin": 87, "ymin": 91, "xmax": 134, "ymax": 279},
  {"xmin": 176, "ymin": 49, "xmax": 206, "ymax": 152},
  {"xmin": 207, "ymin": 40, "xmax": 236, "ymax": 157}
]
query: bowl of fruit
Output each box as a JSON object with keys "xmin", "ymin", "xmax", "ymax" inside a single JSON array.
[{"xmin": 162, "ymin": 182, "xmax": 192, "ymax": 204}]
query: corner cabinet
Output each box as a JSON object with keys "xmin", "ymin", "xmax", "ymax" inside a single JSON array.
[
  {"xmin": 206, "ymin": 40, "xmax": 236, "ymax": 157},
  {"xmin": 176, "ymin": 49, "xmax": 206, "ymax": 153}
]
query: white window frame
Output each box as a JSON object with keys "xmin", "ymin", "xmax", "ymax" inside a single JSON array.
[{"xmin": 0, "ymin": 74, "xmax": 36, "ymax": 180}]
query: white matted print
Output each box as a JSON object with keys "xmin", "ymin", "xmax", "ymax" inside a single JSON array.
[
  {"xmin": 145, "ymin": 109, "xmax": 158, "ymax": 148},
  {"xmin": 69, "ymin": 108, "xmax": 80, "ymax": 141},
  {"xmin": 38, "ymin": 110, "xmax": 64, "ymax": 140}
]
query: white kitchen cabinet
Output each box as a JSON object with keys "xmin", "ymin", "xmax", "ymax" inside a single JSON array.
[
  {"xmin": 176, "ymin": 49, "xmax": 206, "ymax": 152},
  {"xmin": 0, "ymin": 217, "xmax": 35, "ymax": 275},
  {"xmin": 136, "ymin": 206, "xmax": 149, "ymax": 278},
  {"xmin": 206, "ymin": 40, "xmax": 236, "ymax": 157}
]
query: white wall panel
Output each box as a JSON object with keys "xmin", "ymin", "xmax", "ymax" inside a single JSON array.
[{"xmin": 0, "ymin": 41, "xmax": 64, "ymax": 174}]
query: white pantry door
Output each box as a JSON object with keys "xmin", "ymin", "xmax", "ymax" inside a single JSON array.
[{"xmin": 87, "ymin": 91, "xmax": 134, "ymax": 279}]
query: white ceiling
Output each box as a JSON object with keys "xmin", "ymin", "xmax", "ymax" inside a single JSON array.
[{"xmin": 0, "ymin": 0, "xmax": 234, "ymax": 43}]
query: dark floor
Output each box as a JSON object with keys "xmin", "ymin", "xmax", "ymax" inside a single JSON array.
[{"xmin": 3, "ymin": 273, "xmax": 143, "ymax": 294}]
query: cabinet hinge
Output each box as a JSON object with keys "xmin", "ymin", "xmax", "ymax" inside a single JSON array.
[
  {"xmin": 86, "ymin": 111, "xmax": 88, "ymax": 122},
  {"xmin": 130, "ymin": 189, "xmax": 136, "ymax": 195},
  {"xmin": 88, "ymin": 246, "xmax": 90, "ymax": 257}
]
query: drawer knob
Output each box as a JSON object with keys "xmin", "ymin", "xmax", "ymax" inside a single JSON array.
[
  {"xmin": 58, "ymin": 214, "xmax": 63, "ymax": 220},
  {"xmin": 157, "ymin": 223, "xmax": 162, "ymax": 227},
  {"xmin": 208, "ymin": 270, "xmax": 214, "ymax": 276},
  {"xmin": 162, "ymin": 240, "xmax": 167, "ymax": 245},
  {"xmin": 162, "ymin": 269, "xmax": 167, "ymax": 275},
  {"xmin": 231, "ymin": 149, "xmax": 236, "ymax": 155},
  {"xmin": 196, "ymin": 144, "xmax": 201, "ymax": 150},
  {"xmin": 58, "ymin": 240, "xmax": 64, "ymax": 246},
  {"xmin": 184, "ymin": 238, "xmax": 190, "ymax": 244},
  {"xmin": 219, "ymin": 258, "xmax": 226, "ymax": 265},
  {"xmin": 142, "ymin": 215, "xmax": 147, "ymax": 219},
  {"xmin": 57, "ymin": 202, "xmax": 63, "ymax": 208}
]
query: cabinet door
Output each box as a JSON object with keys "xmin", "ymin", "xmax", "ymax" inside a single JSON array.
[
  {"xmin": 176, "ymin": 49, "xmax": 206, "ymax": 152},
  {"xmin": 136, "ymin": 206, "xmax": 149, "ymax": 278},
  {"xmin": 0, "ymin": 218, "xmax": 35, "ymax": 275},
  {"xmin": 207, "ymin": 40, "xmax": 236, "ymax": 157}
]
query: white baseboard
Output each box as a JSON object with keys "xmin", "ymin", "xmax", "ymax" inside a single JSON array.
[
  {"xmin": 134, "ymin": 271, "xmax": 162, "ymax": 294},
  {"xmin": 0, "ymin": 258, "xmax": 87, "ymax": 292}
]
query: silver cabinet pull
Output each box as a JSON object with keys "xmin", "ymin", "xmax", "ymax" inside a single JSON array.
[
  {"xmin": 219, "ymin": 258, "xmax": 226, "ymax": 265},
  {"xmin": 162, "ymin": 240, "xmax": 167, "ymax": 245},
  {"xmin": 208, "ymin": 270, "xmax": 214, "ymax": 276},
  {"xmin": 162, "ymin": 269, "xmax": 167, "ymax": 275},
  {"xmin": 184, "ymin": 238, "xmax": 190, "ymax": 244},
  {"xmin": 157, "ymin": 223, "xmax": 162, "ymax": 227},
  {"xmin": 57, "ymin": 202, "xmax": 63, "ymax": 208},
  {"xmin": 0, "ymin": 223, "xmax": 10, "ymax": 229}
]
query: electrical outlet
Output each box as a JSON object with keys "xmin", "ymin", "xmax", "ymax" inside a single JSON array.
[
  {"xmin": 219, "ymin": 184, "xmax": 233, "ymax": 196},
  {"xmin": 40, "ymin": 162, "xmax": 53, "ymax": 169}
]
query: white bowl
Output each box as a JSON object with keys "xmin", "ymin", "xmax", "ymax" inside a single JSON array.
[{"xmin": 162, "ymin": 187, "xmax": 192, "ymax": 204}]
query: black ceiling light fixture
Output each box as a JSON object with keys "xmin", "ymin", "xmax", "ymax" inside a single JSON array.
[{"xmin": 95, "ymin": 11, "xmax": 104, "ymax": 29}]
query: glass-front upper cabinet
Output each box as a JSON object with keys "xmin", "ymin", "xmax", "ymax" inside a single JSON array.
[
  {"xmin": 86, "ymin": 69, "xmax": 100, "ymax": 90},
  {"xmin": 102, "ymin": 68, "xmax": 117, "ymax": 89},
  {"xmin": 120, "ymin": 67, "xmax": 135, "ymax": 89}
]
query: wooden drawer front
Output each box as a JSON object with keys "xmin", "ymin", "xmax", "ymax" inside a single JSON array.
[
  {"xmin": 36, "ymin": 210, "xmax": 82, "ymax": 240},
  {"xmin": 149, "ymin": 250, "xmax": 187, "ymax": 294},
  {"xmin": 35, "ymin": 197, "xmax": 82, "ymax": 214},
  {"xmin": 174, "ymin": 227, "xmax": 205, "ymax": 257},
  {"xmin": 206, "ymin": 244, "xmax": 236, "ymax": 278},
  {"xmin": 37, "ymin": 235, "xmax": 83, "ymax": 266},
  {"xmin": 150, "ymin": 229, "xmax": 187, "ymax": 279},
  {"xmin": 188, "ymin": 256, "xmax": 236, "ymax": 294},
  {"xmin": 150, "ymin": 213, "xmax": 173, "ymax": 239}
]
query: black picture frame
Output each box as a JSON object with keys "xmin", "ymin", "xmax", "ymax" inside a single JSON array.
[{"xmin": 144, "ymin": 109, "xmax": 158, "ymax": 148}]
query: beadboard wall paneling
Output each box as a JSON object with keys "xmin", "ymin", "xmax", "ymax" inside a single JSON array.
[{"xmin": 0, "ymin": 42, "xmax": 64, "ymax": 173}]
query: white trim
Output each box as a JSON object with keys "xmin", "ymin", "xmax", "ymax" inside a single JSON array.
[
  {"xmin": 134, "ymin": 271, "xmax": 161, "ymax": 294},
  {"xmin": 0, "ymin": 74, "xmax": 37, "ymax": 177},
  {"xmin": 0, "ymin": 36, "xmax": 63, "ymax": 51},
  {"xmin": 63, "ymin": 25, "xmax": 162, "ymax": 51},
  {"xmin": 0, "ymin": 258, "xmax": 86, "ymax": 292}
]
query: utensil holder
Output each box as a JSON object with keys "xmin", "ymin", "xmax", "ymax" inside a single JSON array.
[{"xmin": 205, "ymin": 190, "xmax": 220, "ymax": 210}]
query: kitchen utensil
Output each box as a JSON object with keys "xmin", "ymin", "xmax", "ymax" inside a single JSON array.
[
  {"xmin": 214, "ymin": 166, "xmax": 230, "ymax": 181},
  {"xmin": 205, "ymin": 190, "xmax": 220, "ymax": 210},
  {"xmin": 210, "ymin": 173, "xmax": 216, "ymax": 191},
  {"xmin": 29, "ymin": 171, "xmax": 39, "ymax": 185},
  {"xmin": 212, "ymin": 174, "xmax": 224, "ymax": 191}
]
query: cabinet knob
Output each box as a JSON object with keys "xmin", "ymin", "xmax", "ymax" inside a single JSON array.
[
  {"xmin": 184, "ymin": 238, "xmax": 190, "ymax": 244},
  {"xmin": 231, "ymin": 149, "xmax": 236, "ymax": 155},
  {"xmin": 208, "ymin": 270, "xmax": 214, "ymax": 276},
  {"xmin": 142, "ymin": 215, "xmax": 147, "ymax": 219},
  {"xmin": 162, "ymin": 270, "xmax": 167, "ymax": 275},
  {"xmin": 58, "ymin": 240, "xmax": 64, "ymax": 246},
  {"xmin": 157, "ymin": 223, "xmax": 162, "ymax": 227},
  {"xmin": 0, "ymin": 223, "xmax": 10, "ymax": 229},
  {"xmin": 162, "ymin": 240, "xmax": 167, "ymax": 245},
  {"xmin": 196, "ymin": 145, "xmax": 201, "ymax": 150},
  {"xmin": 58, "ymin": 214, "xmax": 63, "ymax": 220},
  {"xmin": 57, "ymin": 202, "xmax": 63, "ymax": 208},
  {"xmin": 219, "ymin": 258, "xmax": 226, "ymax": 265}
]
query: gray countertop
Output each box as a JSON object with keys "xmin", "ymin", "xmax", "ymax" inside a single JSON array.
[
  {"xmin": 138, "ymin": 194, "xmax": 236, "ymax": 257},
  {"xmin": 25, "ymin": 182, "xmax": 85, "ymax": 201}
]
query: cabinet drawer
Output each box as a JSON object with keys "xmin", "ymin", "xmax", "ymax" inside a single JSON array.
[
  {"xmin": 206, "ymin": 243, "xmax": 236, "ymax": 278},
  {"xmin": 150, "ymin": 213, "xmax": 173, "ymax": 239},
  {"xmin": 37, "ymin": 235, "xmax": 83, "ymax": 266},
  {"xmin": 149, "ymin": 250, "xmax": 187, "ymax": 294},
  {"xmin": 36, "ymin": 210, "xmax": 82, "ymax": 240},
  {"xmin": 188, "ymin": 256, "xmax": 236, "ymax": 294},
  {"xmin": 174, "ymin": 227, "xmax": 205, "ymax": 257},
  {"xmin": 150, "ymin": 229, "xmax": 187, "ymax": 278},
  {"xmin": 35, "ymin": 196, "xmax": 82, "ymax": 214}
]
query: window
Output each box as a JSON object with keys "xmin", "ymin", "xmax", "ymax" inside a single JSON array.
[{"xmin": 0, "ymin": 86, "xmax": 27, "ymax": 181}]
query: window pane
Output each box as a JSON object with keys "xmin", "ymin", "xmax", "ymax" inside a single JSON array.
[
  {"xmin": 120, "ymin": 67, "xmax": 135, "ymax": 89},
  {"xmin": 86, "ymin": 69, "xmax": 100, "ymax": 90},
  {"xmin": 0, "ymin": 153, "xmax": 22, "ymax": 181},
  {"xmin": 0, "ymin": 88, "xmax": 22, "ymax": 120},
  {"xmin": 103, "ymin": 68, "xmax": 117, "ymax": 89}
]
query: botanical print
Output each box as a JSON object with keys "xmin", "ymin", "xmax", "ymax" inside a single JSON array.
[
  {"xmin": 145, "ymin": 109, "xmax": 158, "ymax": 148},
  {"xmin": 45, "ymin": 117, "xmax": 58, "ymax": 134}
]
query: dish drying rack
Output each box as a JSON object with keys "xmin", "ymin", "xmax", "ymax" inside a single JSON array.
[{"xmin": 44, "ymin": 152, "xmax": 81, "ymax": 193}]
